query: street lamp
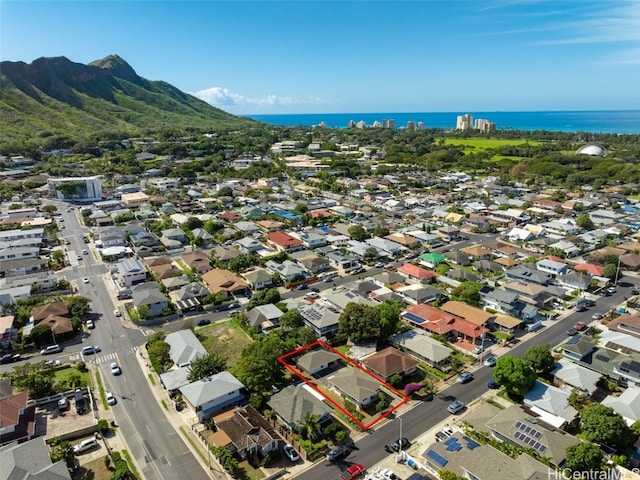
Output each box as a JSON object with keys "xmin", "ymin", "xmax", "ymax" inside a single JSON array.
[{"xmin": 398, "ymin": 417, "xmax": 403, "ymax": 453}]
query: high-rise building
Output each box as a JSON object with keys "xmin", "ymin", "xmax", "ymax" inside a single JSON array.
[
  {"xmin": 417, "ymin": 122, "xmax": 425, "ymax": 130},
  {"xmin": 348, "ymin": 120, "xmax": 356, "ymax": 128},
  {"xmin": 456, "ymin": 114, "xmax": 473, "ymax": 131},
  {"xmin": 407, "ymin": 121, "xmax": 415, "ymax": 130},
  {"xmin": 383, "ymin": 119, "xmax": 396, "ymax": 130},
  {"xmin": 474, "ymin": 118, "xmax": 496, "ymax": 133}
]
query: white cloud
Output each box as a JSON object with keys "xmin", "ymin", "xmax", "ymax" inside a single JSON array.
[{"xmin": 191, "ymin": 86, "xmax": 318, "ymax": 108}]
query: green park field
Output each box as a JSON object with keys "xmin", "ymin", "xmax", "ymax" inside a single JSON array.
[{"xmin": 444, "ymin": 138, "xmax": 542, "ymax": 149}]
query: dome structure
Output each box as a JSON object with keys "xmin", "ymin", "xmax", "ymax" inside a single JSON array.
[{"xmin": 576, "ymin": 144, "xmax": 607, "ymax": 157}]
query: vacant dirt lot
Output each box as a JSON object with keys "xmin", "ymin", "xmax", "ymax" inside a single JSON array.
[{"xmin": 199, "ymin": 321, "xmax": 253, "ymax": 367}]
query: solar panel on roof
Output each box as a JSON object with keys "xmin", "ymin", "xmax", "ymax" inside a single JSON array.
[
  {"xmin": 426, "ymin": 449, "xmax": 448, "ymax": 467},
  {"xmin": 596, "ymin": 354, "xmax": 610, "ymax": 363},
  {"xmin": 444, "ymin": 437, "xmax": 457, "ymax": 446},
  {"xmin": 463, "ymin": 436, "xmax": 481, "ymax": 450}
]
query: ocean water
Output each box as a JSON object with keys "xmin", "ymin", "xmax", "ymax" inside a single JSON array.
[{"xmin": 245, "ymin": 110, "xmax": 640, "ymax": 134}]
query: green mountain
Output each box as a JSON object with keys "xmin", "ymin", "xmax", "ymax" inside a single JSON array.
[{"xmin": 0, "ymin": 54, "xmax": 250, "ymax": 152}]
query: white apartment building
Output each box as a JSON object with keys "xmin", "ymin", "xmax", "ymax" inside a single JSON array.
[
  {"xmin": 456, "ymin": 114, "xmax": 473, "ymax": 130},
  {"xmin": 48, "ymin": 176, "xmax": 103, "ymax": 202}
]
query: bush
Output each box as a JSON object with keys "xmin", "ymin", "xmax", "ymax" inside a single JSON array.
[
  {"xmin": 97, "ymin": 419, "xmax": 110, "ymax": 435},
  {"xmin": 260, "ymin": 449, "xmax": 281, "ymax": 466}
]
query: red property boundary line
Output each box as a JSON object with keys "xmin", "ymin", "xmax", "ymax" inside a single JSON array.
[{"xmin": 277, "ymin": 339, "xmax": 410, "ymax": 430}]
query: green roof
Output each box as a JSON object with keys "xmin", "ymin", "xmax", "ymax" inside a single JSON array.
[{"xmin": 420, "ymin": 252, "xmax": 446, "ymax": 263}]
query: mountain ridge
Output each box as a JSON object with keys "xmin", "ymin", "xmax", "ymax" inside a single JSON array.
[{"xmin": 0, "ymin": 55, "xmax": 249, "ymax": 153}]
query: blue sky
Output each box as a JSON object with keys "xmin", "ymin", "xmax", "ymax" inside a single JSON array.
[{"xmin": 1, "ymin": 0, "xmax": 639, "ymax": 114}]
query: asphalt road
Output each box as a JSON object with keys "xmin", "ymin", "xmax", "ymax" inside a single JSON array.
[
  {"xmin": 296, "ymin": 283, "xmax": 636, "ymax": 480},
  {"xmin": 23, "ymin": 201, "xmax": 213, "ymax": 480}
]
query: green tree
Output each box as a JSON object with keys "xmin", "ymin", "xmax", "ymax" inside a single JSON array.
[
  {"xmin": 11, "ymin": 361, "xmax": 56, "ymax": 398},
  {"xmin": 279, "ymin": 309, "xmax": 305, "ymax": 329},
  {"xmin": 41, "ymin": 204, "xmax": 58, "ymax": 216},
  {"xmin": 567, "ymin": 387, "xmax": 589, "ymax": 411},
  {"xmin": 147, "ymin": 340, "xmax": 171, "ymax": 373},
  {"xmin": 564, "ymin": 441, "xmax": 604, "ymax": 472},
  {"xmin": 216, "ymin": 186, "xmax": 233, "ymax": 197},
  {"xmin": 451, "ymin": 281, "xmax": 483, "ymax": 307},
  {"xmin": 604, "ymin": 263, "xmax": 619, "ymax": 281},
  {"xmin": 27, "ymin": 323, "xmax": 55, "ymax": 347},
  {"xmin": 232, "ymin": 335, "xmax": 289, "ymax": 407},
  {"xmin": 49, "ymin": 437, "xmax": 75, "ymax": 467},
  {"xmin": 248, "ymin": 288, "xmax": 281, "ymax": 309},
  {"xmin": 301, "ymin": 411, "xmax": 320, "ymax": 440},
  {"xmin": 363, "ymin": 246, "xmax": 379, "ymax": 264},
  {"xmin": 347, "ymin": 225, "xmax": 369, "ymax": 242},
  {"xmin": 67, "ymin": 296, "xmax": 91, "ymax": 317},
  {"xmin": 338, "ymin": 303, "xmax": 380, "ymax": 344},
  {"xmin": 182, "ymin": 216, "xmax": 204, "ymax": 230},
  {"xmin": 580, "ymin": 403, "xmax": 634, "ymax": 449},
  {"xmin": 375, "ymin": 301, "xmax": 402, "ymax": 339},
  {"xmin": 522, "ymin": 345, "xmax": 554, "ymax": 374},
  {"xmin": 493, "ymin": 356, "xmax": 536, "ymax": 396},
  {"xmin": 576, "ymin": 213, "xmax": 595, "ymax": 231},
  {"xmin": 187, "ymin": 353, "xmax": 227, "ymax": 381}
]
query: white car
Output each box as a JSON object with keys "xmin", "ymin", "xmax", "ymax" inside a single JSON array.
[
  {"xmin": 83, "ymin": 277, "xmax": 90, "ymax": 284},
  {"xmin": 282, "ymin": 444, "xmax": 299, "ymax": 462},
  {"xmin": 483, "ymin": 355, "xmax": 497, "ymax": 367},
  {"xmin": 106, "ymin": 391, "xmax": 116, "ymax": 405},
  {"xmin": 86, "ymin": 320, "xmax": 95, "ymax": 329},
  {"xmin": 110, "ymin": 362, "xmax": 121, "ymax": 376},
  {"xmin": 113, "ymin": 309, "xmax": 121, "ymax": 317}
]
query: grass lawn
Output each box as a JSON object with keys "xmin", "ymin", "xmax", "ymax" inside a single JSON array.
[
  {"xmin": 199, "ymin": 320, "xmax": 253, "ymax": 367},
  {"xmin": 444, "ymin": 138, "xmax": 542, "ymax": 149},
  {"xmin": 54, "ymin": 366, "xmax": 92, "ymax": 388},
  {"xmin": 72, "ymin": 455, "xmax": 112, "ymax": 480}
]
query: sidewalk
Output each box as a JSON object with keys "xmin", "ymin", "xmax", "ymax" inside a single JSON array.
[{"xmin": 134, "ymin": 345, "xmax": 231, "ymax": 480}]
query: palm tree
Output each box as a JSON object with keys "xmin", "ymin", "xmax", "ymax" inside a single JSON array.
[{"xmin": 302, "ymin": 412, "xmax": 321, "ymax": 440}]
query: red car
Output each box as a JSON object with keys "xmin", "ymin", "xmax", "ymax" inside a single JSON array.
[
  {"xmin": 573, "ymin": 321, "xmax": 587, "ymax": 331},
  {"xmin": 340, "ymin": 464, "xmax": 365, "ymax": 480}
]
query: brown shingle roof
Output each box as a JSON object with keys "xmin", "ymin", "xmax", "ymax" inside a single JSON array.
[
  {"xmin": 31, "ymin": 302, "xmax": 69, "ymax": 323},
  {"xmin": 362, "ymin": 346, "xmax": 419, "ymax": 378}
]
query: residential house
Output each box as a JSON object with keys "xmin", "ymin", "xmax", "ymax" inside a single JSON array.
[
  {"xmin": 296, "ymin": 232, "xmax": 328, "ymax": 249},
  {"xmin": 296, "ymin": 349, "xmax": 342, "ymax": 375},
  {"xmin": 325, "ymin": 251, "xmax": 360, "ymax": 273},
  {"xmin": 268, "ymin": 384, "xmax": 332, "ymax": 432},
  {"xmin": 550, "ymin": 359, "xmax": 600, "ymax": 396},
  {"xmin": 245, "ymin": 304, "xmax": 283, "ymax": 333},
  {"xmin": 485, "ymin": 404, "xmax": 579, "ymax": 466},
  {"xmin": 422, "ymin": 430, "xmax": 549, "ymax": 480},
  {"xmin": 0, "ymin": 437, "xmax": 70, "ymax": 477},
  {"xmin": 361, "ymin": 346, "xmax": 419, "ymax": 381},
  {"xmin": 504, "ymin": 265, "xmax": 551, "ymax": 286},
  {"xmin": 30, "ymin": 302, "xmax": 69, "ymax": 325},
  {"xmin": 328, "ymin": 368, "xmax": 380, "ymax": 408},
  {"xmin": 395, "ymin": 284, "xmax": 441, "ymax": 305},
  {"xmin": 165, "ymin": 329, "xmax": 207, "ymax": 368},
  {"xmin": 116, "ymin": 258, "xmax": 147, "ymax": 287},
  {"xmin": 536, "ymin": 259, "xmax": 568, "ymax": 277},
  {"xmin": 161, "ymin": 275, "xmax": 190, "ymax": 292},
  {"xmin": 265, "ymin": 260, "xmax": 307, "ymax": 282},
  {"xmin": 607, "ymin": 313, "xmax": 640, "ymax": 339},
  {"xmin": 601, "ymin": 387, "xmax": 640, "ymax": 426},
  {"xmin": 169, "ymin": 282, "xmax": 210, "ymax": 312},
  {"xmin": 256, "ymin": 220, "xmax": 284, "ymax": 233},
  {"xmin": 396, "ymin": 263, "xmax": 437, "ymax": 283},
  {"xmin": 201, "ymin": 269, "xmax": 249, "ymax": 297},
  {"xmin": 236, "ymin": 237, "xmax": 265, "ymax": 254},
  {"xmin": 365, "ymin": 237, "xmax": 405, "ymax": 257},
  {"xmin": 556, "ymin": 272, "xmax": 591, "ymax": 291},
  {"xmin": 242, "ymin": 268, "xmax": 274, "ymax": 290},
  {"xmin": 0, "ymin": 391, "xmax": 36, "ymax": 445},
  {"xmin": 298, "ymin": 303, "xmax": 340, "ymax": 338},
  {"xmin": 211, "ymin": 245, "xmax": 244, "ymax": 264},
  {"xmin": 295, "ymin": 253, "xmax": 330, "ymax": 274},
  {"xmin": 266, "ymin": 231, "xmax": 304, "ymax": 253},
  {"xmin": 440, "ymin": 301, "xmax": 494, "ymax": 327},
  {"xmin": 419, "ymin": 252, "xmax": 446, "ymax": 268},
  {"xmin": 459, "ymin": 246, "xmax": 492, "ymax": 260},
  {"xmin": 180, "ymin": 251, "xmax": 212, "ymax": 275},
  {"xmin": 390, "ymin": 329, "xmax": 453, "ymax": 371},
  {"xmin": 523, "ymin": 381, "xmax": 579, "ymax": 429},
  {"xmin": 161, "ymin": 228, "xmax": 188, "ymax": 246},
  {"xmin": 211, "ymin": 405, "xmax": 278, "ymax": 460},
  {"xmin": 131, "ymin": 282, "xmax": 169, "ymax": 317},
  {"xmin": 121, "ymin": 191, "xmax": 150, "ymax": 209},
  {"xmin": 179, "ymin": 370, "xmax": 245, "ymax": 421}
]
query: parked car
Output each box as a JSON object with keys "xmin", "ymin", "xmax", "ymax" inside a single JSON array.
[
  {"xmin": 592, "ymin": 312, "xmax": 605, "ymax": 320},
  {"xmin": 0, "ymin": 353, "xmax": 20, "ymax": 364},
  {"xmin": 197, "ymin": 318, "xmax": 211, "ymax": 326},
  {"xmin": 447, "ymin": 400, "xmax": 466, "ymax": 414},
  {"xmin": 58, "ymin": 396, "xmax": 70, "ymax": 411},
  {"xmin": 435, "ymin": 431, "xmax": 449, "ymax": 443},
  {"xmin": 226, "ymin": 302, "xmax": 240, "ymax": 310},
  {"xmin": 483, "ymin": 355, "xmax": 497, "ymax": 367},
  {"xmin": 376, "ymin": 468, "xmax": 400, "ymax": 480},
  {"xmin": 607, "ymin": 287, "xmax": 617, "ymax": 294},
  {"xmin": 113, "ymin": 309, "xmax": 121, "ymax": 317},
  {"xmin": 582, "ymin": 299, "xmax": 596, "ymax": 307},
  {"xmin": 296, "ymin": 284, "xmax": 309, "ymax": 291},
  {"xmin": 77, "ymin": 255, "xmax": 83, "ymax": 261},
  {"xmin": 575, "ymin": 303, "xmax": 587, "ymax": 312},
  {"xmin": 326, "ymin": 443, "xmax": 351, "ymax": 462},
  {"xmin": 374, "ymin": 262, "xmax": 385, "ymax": 268},
  {"xmin": 86, "ymin": 319, "xmax": 95, "ymax": 329},
  {"xmin": 106, "ymin": 391, "xmax": 116, "ymax": 405},
  {"xmin": 391, "ymin": 437, "xmax": 410, "ymax": 452},
  {"xmin": 73, "ymin": 438, "xmax": 98, "ymax": 454},
  {"xmin": 283, "ymin": 444, "xmax": 299, "ymax": 462},
  {"xmin": 110, "ymin": 362, "xmax": 121, "ymax": 376},
  {"xmin": 472, "ymin": 345, "xmax": 484, "ymax": 355},
  {"xmin": 41, "ymin": 344, "xmax": 62, "ymax": 355},
  {"xmin": 456, "ymin": 372, "xmax": 474, "ymax": 384},
  {"xmin": 47, "ymin": 359, "xmax": 61, "ymax": 366},
  {"xmin": 488, "ymin": 379, "xmax": 500, "ymax": 389},
  {"xmin": 566, "ymin": 328, "xmax": 578, "ymax": 336},
  {"xmin": 82, "ymin": 249, "xmax": 88, "ymax": 255},
  {"xmin": 573, "ymin": 321, "xmax": 587, "ymax": 331},
  {"xmin": 340, "ymin": 464, "xmax": 365, "ymax": 480}
]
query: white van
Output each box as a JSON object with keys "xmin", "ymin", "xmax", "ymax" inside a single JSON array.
[{"xmin": 73, "ymin": 437, "xmax": 98, "ymax": 454}]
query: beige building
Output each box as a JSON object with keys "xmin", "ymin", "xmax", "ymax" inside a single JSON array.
[{"xmin": 121, "ymin": 191, "xmax": 150, "ymax": 209}]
